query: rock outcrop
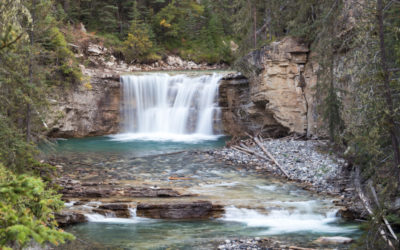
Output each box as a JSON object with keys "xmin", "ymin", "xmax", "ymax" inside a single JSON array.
[
  {"xmin": 136, "ymin": 201, "xmax": 223, "ymax": 219},
  {"xmin": 46, "ymin": 72, "xmax": 121, "ymax": 138},
  {"xmin": 221, "ymin": 37, "xmax": 319, "ymax": 137},
  {"xmin": 218, "ymin": 74, "xmax": 289, "ymax": 137},
  {"xmin": 55, "ymin": 210, "xmax": 87, "ymax": 227},
  {"xmin": 58, "ymin": 178, "xmax": 186, "ymax": 198}
]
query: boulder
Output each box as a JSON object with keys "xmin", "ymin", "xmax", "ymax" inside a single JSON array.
[
  {"xmin": 166, "ymin": 55, "xmax": 184, "ymax": 67},
  {"xmin": 314, "ymin": 236, "xmax": 353, "ymax": 244},
  {"xmin": 87, "ymin": 43, "xmax": 107, "ymax": 56},
  {"xmin": 136, "ymin": 201, "xmax": 215, "ymax": 219},
  {"xmin": 55, "ymin": 210, "xmax": 87, "ymax": 227}
]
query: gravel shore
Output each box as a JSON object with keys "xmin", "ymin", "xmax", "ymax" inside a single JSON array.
[
  {"xmin": 208, "ymin": 138, "xmax": 350, "ymax": 195},
  {"xmin": 206, "ymin": 137, "xmax": 366, "ymax": 221}
]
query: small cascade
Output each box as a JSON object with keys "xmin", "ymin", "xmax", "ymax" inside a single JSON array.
[
  {"xmin": 117, "ymin": 73, "xmax": 223, "ymax": 141},
  {"xmin": 220, "ymin": 206, "xmax": 355, "ymax": 234},
  {"xmin": 85, "ymin": 207, "xmax": 151, "ymax": 223}
]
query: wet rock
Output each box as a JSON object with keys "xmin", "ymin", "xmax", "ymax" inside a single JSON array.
[
  {"xmin": 92, "ymin": 208, "xmax": 114, "ymax": 216},
  {"xmin": 337, "ymin": 207, "xmax": 360, "ymax": 220},
  {"xmin": 217, "ymin": 238, "xmax": 293, "ymax": 250},
  {"xmin": 314, "ymin": 236, "xmax": 353, "ymax": 244},
  {"xmin": 99, "ymin": 203, "xmax": 131, "ymax": 210},
  {"xmin": 97, "ymin": 203, "xmax": 132, "ymax": 218},
  {"xmin": 55, "ymin": 210, "xmax": 87, "ymax": 227},
  {"xmin": 136, "ymin": 201, "xmax": 214, "ymax": 219}
]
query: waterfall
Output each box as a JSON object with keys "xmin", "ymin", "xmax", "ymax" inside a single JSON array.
[{"xmin": 114, "ymin": 73, "xmax": 223, "ymax": 141}]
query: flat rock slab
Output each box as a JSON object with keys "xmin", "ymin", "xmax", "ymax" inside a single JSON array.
[
  {"xmin": 137, "ymin": 201, "xmax": 221, "ymax": 219},
  {"xmin": 60, "ymin": 180, "xmax": 187, "ymax": 198},
  {"xmin": 99, "ymin": 203, "xmax": 131, "ymax": 210}
]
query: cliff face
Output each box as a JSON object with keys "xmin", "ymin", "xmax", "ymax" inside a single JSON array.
[
  {"xmin": 218, "ymin": 74, "xmax": 289, "ymax": 137},
  {"xmin": 46, "ymin": 73, "xmax": 121, "ymax": 138},
  {"xmin": 220, "ymin": 37, "xmax": 320, "ymax": 137}
]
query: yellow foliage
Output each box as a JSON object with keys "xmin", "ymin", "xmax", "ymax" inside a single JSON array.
[
  {"xmin": 160, "ymin": 19, "xmax": 171, "ymax": 28},
  {"xmin": 83, "ymin": 82, "xmax": 92, "ymax": 90}
]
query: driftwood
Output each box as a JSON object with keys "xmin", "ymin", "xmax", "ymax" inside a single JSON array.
[
  {"xmin": 232, "ymin": 145, "xmax": 271, "ymax": 162},
  {"xmin": 355, "ymin": 167, "xmax": 396, "ymax": 249},
  {"xmin": 248, "ymin": 134, "xmax": 290, "ymax": 179},
  {"xmin": 168, "ymin": 176, "xmax": 193, "ymax": 180},
  {"xmin": 368, "ymin": 181, "xmax": 399, "ymax": 243}
]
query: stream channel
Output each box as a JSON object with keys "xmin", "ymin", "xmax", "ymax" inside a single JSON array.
[{"xmin": 47, "ymin": 72, "xmax": 360, "ymax": 249}]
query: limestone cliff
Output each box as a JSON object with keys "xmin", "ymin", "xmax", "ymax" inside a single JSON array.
[
  {"xmin": 218, "ymin": 74, "xmax": 289, "ymax": 137},
  {"xmin": 46, "ymin": 72, "xmax": 121, "ymax": 138},
  {"xmin": 220, "ymin": 37, "xmax": 320, "ymax": 137}
]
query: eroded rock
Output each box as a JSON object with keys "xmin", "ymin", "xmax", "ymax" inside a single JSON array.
[
  {"xmin": 46, "ymin": 76, "xmax": 121, "ymax": 138},
  {"xmin": 219, "ymin": 73, "xmax": 289, "ymax": 137},
  {"xmin": 136, "ymin": 201, "xmax": 219, "ymax": 219},
  {"xmin": 230, "ymin": 37, "xmax": 318, "ymax": 137},
  {"xmin": 59, "ymin": 180, "xmax": 185, "ymax": 198},
  {"xmin": 55, "ymin": 210, "xmax": 87, "ymax": 227}
]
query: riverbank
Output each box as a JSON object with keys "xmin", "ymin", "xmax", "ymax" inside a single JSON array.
[{"xmin": 208, "ymin": 137, "xmax": 364, "ymax": 220}]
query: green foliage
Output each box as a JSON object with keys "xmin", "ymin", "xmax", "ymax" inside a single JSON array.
[
  {"xmin": 123, "ymin": 22, "xmax": 158, "ymax": 63},
  {"xmin": 59, "ymin": 0, "xmax": 233, "ymax": 64},
  {"xmin": 0, "ymin": 117, "xmax": 38, "ymax": 173},
  {"xmin": 0, "ymin": 164, "xmax": 74, "ymax": 249},
  {"xmin": 1, "ymin": 2, "xmax": 78, "ymax": 246},
  {"xmin": 44, "ymin": 27, "xmax": 82, "ymax": 85},
  {"xmin": 312, "ymin": 0, "xmax": 345, "ymax": 142}
]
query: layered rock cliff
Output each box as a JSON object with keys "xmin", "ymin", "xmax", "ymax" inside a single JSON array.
[
  {"xmin": 46, "ymin": 72, "xmax": 121, "ymax": 138},
  {"xmin": 219, "ymin": 37, "xmax": 320, "ymax": 137}
]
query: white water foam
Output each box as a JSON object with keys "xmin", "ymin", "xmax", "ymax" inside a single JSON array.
[
  {"xmin": 114, "ymin": 73, "xmax": 223, "ymax": 142},
  {"xmin": 256, "ymin": 185, "xmax": 278, "ymax": 191},
  {"xmin": 85, "ymin": 208, "xmax": 152, "ymax": 224},
  {"xmin": 221, "ymin": 206, "xmax": 356, "ymax": 234},
  {"xmin": 110, "ymin": 132, "xmax": 222, "ymax": 143}
]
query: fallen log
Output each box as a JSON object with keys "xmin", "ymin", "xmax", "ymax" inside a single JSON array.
[
  {"xmin": 355, "ymin": 167, "xmax": 396, "ymax": 249},
  {"xmin": 232, "ymin": 145, "xmax": 271, "ymax": 162},
  {"xmin": 250, "ymin": 135, "xmax": 290, "ymax": 179},
  {"xmin": 368, "ymin": 182, "xmax": 399, "ymax": 243},
  {"xmin": 168, "ymin": 176, "xmax": 193, "ymax": 180}
]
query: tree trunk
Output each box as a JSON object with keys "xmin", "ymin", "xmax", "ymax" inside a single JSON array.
[
  {"xmin": 27, "ymin": 0, "xmax": 37, "ymax": 142},
  {"xmin": 253, "ymin": 3, "xmax": 257, "ymax": 49},
  {"xmin": 377, "ymin": 0, "xmax": 400, "ymax": 189}
]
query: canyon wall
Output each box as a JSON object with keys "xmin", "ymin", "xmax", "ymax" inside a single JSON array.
[
  {"xmin": 46, "ymin": 73, "xmax": 121, "ymax": 138},
  {"xmin": 219, "ymin": 37, "xmax": 321, "ymax": 137}
]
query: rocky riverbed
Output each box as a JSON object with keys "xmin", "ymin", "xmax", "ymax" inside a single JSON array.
[
  {"xmin": 46, "ymin": 136, "xmax": 362, "ymax": 249},
  {"xmin": 208, "ymin": 137, "xmax": 364, "ymax": 220}
]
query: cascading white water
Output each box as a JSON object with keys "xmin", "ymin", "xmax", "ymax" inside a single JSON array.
[{"xmin": 113, "ymin": 73, "xmax": 223, "ymax": 141}]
